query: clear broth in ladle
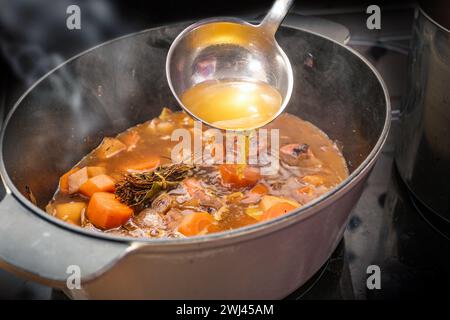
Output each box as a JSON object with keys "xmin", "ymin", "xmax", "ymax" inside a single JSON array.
[{"xmin": 181, "ymin": 80, "xmax": 282, "ymax": 130}]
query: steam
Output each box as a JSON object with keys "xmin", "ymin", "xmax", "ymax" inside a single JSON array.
[
  {"xmin": 0, "ymin": 0, "xmax": 125, "ymax": 85},
  {"xmin": 0, "ymin": 0, "xmax": 135, "ymax": 170}
]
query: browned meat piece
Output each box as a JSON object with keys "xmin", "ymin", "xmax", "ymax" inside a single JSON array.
[
  {"xmin": 183, "ymin": 178, "xmax": 223, "ymax": 209},
  {"xmin": 198, "ymin": 196, "xmax": 222, "ymax": 210},
  {"xmin": 164, "ymin": 208, "xmax": 184, "ymax": 230},
  {"xmin": 280, "ymin": 143, "xmax": 322, "ymax": 167},
  {"xmin": 280, "ymin": 143, "xmax": 311, "ymax": 165}
]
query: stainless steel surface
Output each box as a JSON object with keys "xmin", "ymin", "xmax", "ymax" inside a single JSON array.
[
  {"xmin": 0, "ymin": 21, "xmax": 390, "ymax": 298},
  {"xmin": 395, "ymin": 8, "xmax": 450, "ymax": 222},
  {"xmin": 166, "ymin": 0, "xmax": 294, "ymax": 130}
]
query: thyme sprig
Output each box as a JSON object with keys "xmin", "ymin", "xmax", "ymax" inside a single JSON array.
[{"xmin": 115, "ymin": 164, "xmax": 194, "ymax": 208}]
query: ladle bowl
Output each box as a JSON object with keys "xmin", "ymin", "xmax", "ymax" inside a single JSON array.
[{"xmin": 166, "ymin": 0, "xmax": 294, "ymax": 130}]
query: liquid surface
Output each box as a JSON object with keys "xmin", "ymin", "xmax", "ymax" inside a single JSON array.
[
  {"xmin": 45, "ymin": 110, "xmax": 349, "ymax": 239},
  {"xmin": 181, "ymin": 80, "xmax": 282, "ymax": 130}
]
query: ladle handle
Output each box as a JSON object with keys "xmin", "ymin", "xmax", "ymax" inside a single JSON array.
[{"xmin": 259, "ymin": 0, "xmax": 295, "ymax": 36}]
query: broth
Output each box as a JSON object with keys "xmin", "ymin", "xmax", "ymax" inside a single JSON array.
[{"xmin": 181, "ymin": 80, "xmax": 282, "ymax": 130}]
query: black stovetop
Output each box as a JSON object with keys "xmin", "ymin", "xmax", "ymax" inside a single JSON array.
[
  {"xmin": 294, "ymin": 165, "xmax": 450, "ymax": 300},
  {"xmin": 1, "ymin": 1, "xmax": 449, "ymax": 300}
]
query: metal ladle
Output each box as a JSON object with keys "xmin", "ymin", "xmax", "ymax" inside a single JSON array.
[{"xmin": 166, "ymin": 0, "xmax": 294, "ymax": 130}]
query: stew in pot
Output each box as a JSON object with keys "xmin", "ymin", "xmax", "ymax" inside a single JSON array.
[{"xmin": 45, "ymin": 108, "xmax": 348, "ymax": 238}]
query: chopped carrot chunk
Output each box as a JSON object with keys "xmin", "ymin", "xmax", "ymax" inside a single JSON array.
[
  {"xmin": 79, "ymin": 174, "xmax": 116, "ymax": 197},
  {"xmin": 178, "ymin": 212, "xmax": 215, "ymax": 236},
  {"xmin": 87, "ymin": 192, "xmax": 133, "ymax": 230},
  {"xmin": 87, "ymin": 166, "xmax": 107, "ymax": 177},
  {"xmin": 259, "ymin": 195, "xmax": 300, "ymax": 212},
  {"xmin": 123, "ymin": 156, "xmax": 160, "ymax": 172},
  {"xmin": 250, "ymin": 183, "xmax": 269, "ymax": 195},
  {"xmin": 219, "ymin": 164, "xmax": 261, "ymax": 187},
  {"xmin": 260, "ymin": 202, "xmax": 297, "ymax": 221}
]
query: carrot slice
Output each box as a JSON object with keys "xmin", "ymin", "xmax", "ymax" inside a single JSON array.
[
  {"xmin": 123, "ymin": 156, "xmax": 160, "ymax": 172},
  {"xmin": 178, "ymin": 212, "xmax": 215, "ymax": 236},
  {"xmin": 219, "ymin": 164, "xmax": 261, "ymax": 187},
  {"xmin": 259, "ymin": 195, "xmax": 299, "ymax": 212},
  {"xmin": 59, "ymin": 167, "xmax": 79, "ymax": 194},
  {"xmin": 250, "ymin": 183, "xmax": 269, "ymax": 195},
  {"xmin": 86, "ymin": 192, "xmax": 133, "ymax": 230},
  {"xmin": 260, "ymin": 202, "xmax": 297, "ymax": 221},
  {"xmin": 79, "ymin": 174, "xmax": 116, "ymax": 197}
]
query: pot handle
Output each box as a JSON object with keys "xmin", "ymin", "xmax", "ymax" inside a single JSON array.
[{"xmin": 0, "ymin": 187, "xmax": 129, "ymax": 288}]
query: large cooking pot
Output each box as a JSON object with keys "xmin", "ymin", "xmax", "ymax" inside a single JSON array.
[
  {"xmin": 0, "ymin": 22, "xmax": 390, "ymax": 299},
  {"xmin": 396, "ymin": 7, "xmax": 450, "ymax": 222}
]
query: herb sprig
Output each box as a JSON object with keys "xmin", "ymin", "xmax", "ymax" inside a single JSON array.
[{"xmin": 115, "ymin": 164, "xmax": 194, "ymax": 208}]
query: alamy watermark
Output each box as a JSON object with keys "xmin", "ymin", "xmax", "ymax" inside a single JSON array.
[
  {"xmin": 366, "ymin": 264, "xmax": 381, "ymax": 290},
  {"xmin": 170, "ymin": 121, "xmax": 280, "ymax": 176},
  {"xmin": 66, "ymin": 265, "xmax": 81, "ymax": 290},
  {"xmin": 66, "ymin": 5, "xmax": 81, "ymax": 30},
  {"xmin": 366, "ymin": 5, "xmax": 381, "ymax": 30},
  {"xmin": 66, "ymin": 4, "xmax": 382, "ymax": 33}
]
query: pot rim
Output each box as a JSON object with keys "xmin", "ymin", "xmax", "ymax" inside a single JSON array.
[
  {"xmin": 0, "ymin": 21, "xmax": 391, "ymax": 246},
  {"xmin": 418, "ymin": 7, "xmax": 450, "ymax": 33}
]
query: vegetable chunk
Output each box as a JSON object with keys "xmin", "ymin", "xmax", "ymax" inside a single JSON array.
[
  {"xmin": 55, "ymin": 201, "xmax": 86, "ymax": 225},
  {"xmin": 87, "ymin": 192, "xmax": 133, "ymax": 229},
  {"xmin": 79, "ymin": 174, "xmax": 116, "ymax": 197},
  {"xmin": 67, "ymin": 167, "xmax": 89, "ymax": 194},
  {"xmin": 259, "ymin": 195, "xmax": 299, "ymax": 212},
  {"xmin": 219, "ymin": 164, "xmax": 261, "ymax": 187},
  {"xmin": 178, "ymin": 212, "xmax": 215, "ymax": 236},
  {"xmin": 122, "ymin": 156, "xmax": 160, "ymax": 172},
  {"xmin": 87, "ymin": 166, "xmax": 107, "ymax": 177},
  {"xmin": 261, "ymin": 202, "xmax": 297, "ymax": 220},
  {"xmin": 59, "ymin": 167, "xmax": 79, "ymax": 194},
  {"xmin": 97, "ymin": 137, "xmax": 127, "ymax": 159}
]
